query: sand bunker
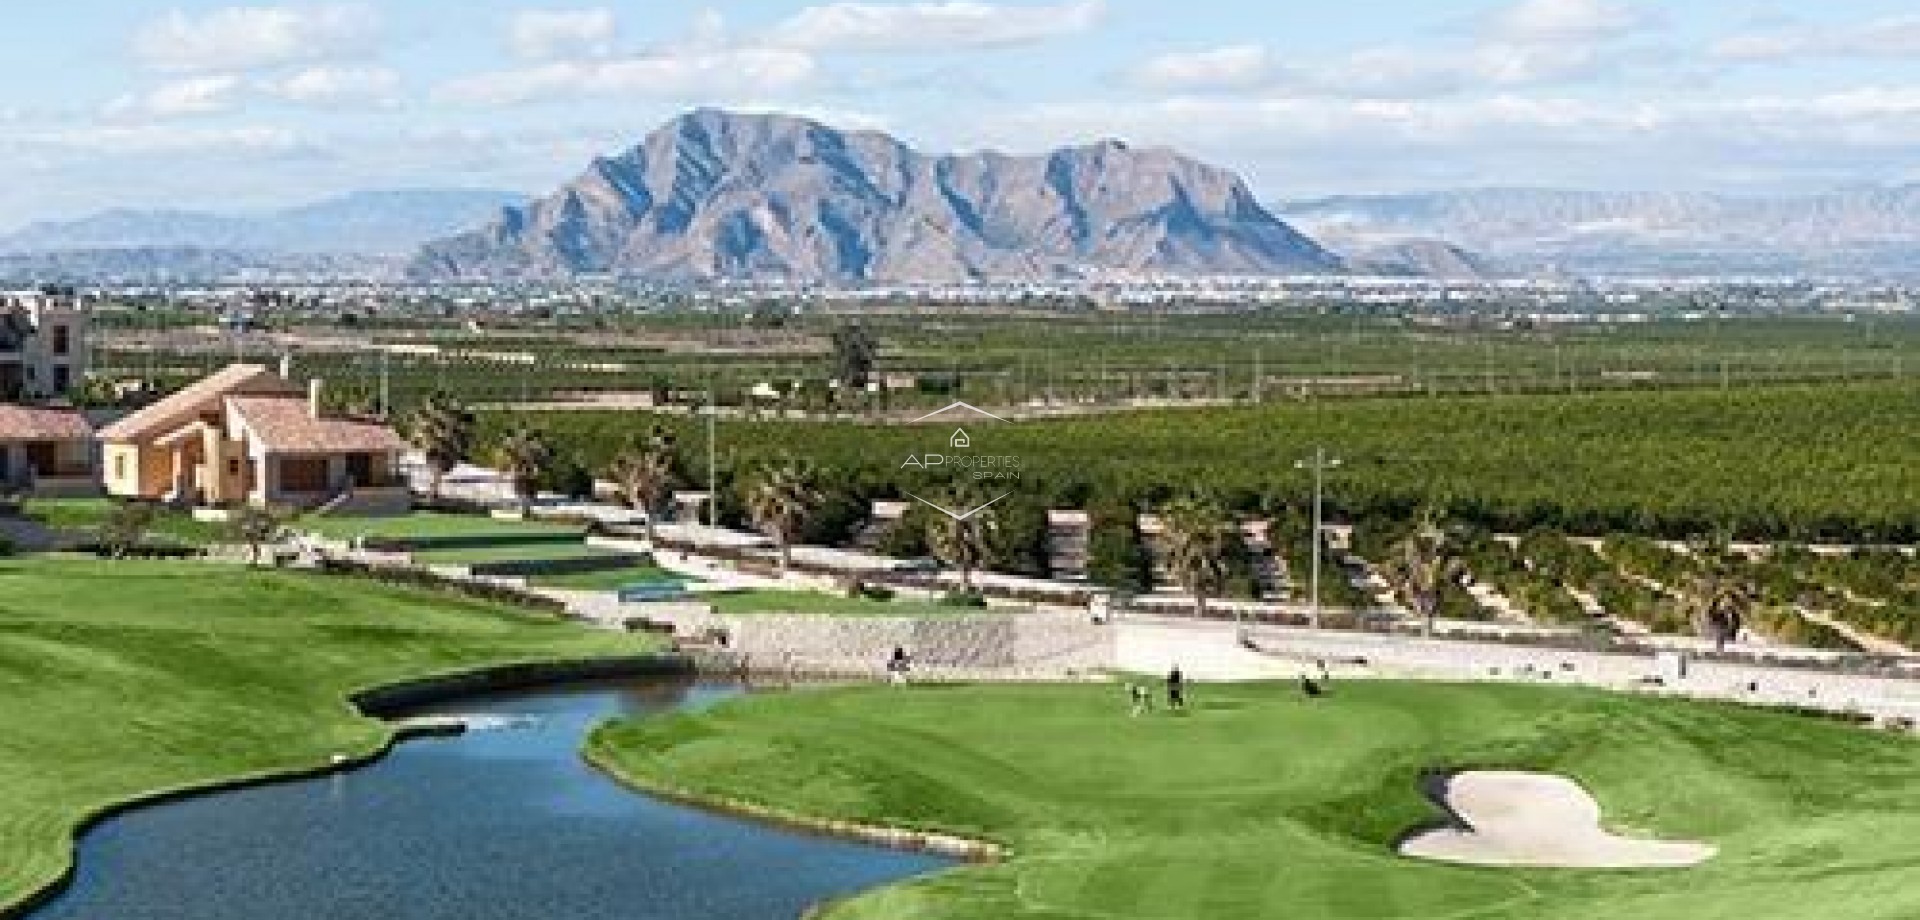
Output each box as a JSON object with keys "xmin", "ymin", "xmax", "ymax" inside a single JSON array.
[{"xmin": 1399, "ymin": 771, "xmax": 1715, "ymax": 869}]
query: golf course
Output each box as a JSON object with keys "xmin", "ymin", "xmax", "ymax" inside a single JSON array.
[
  {"xmin": 0, "ymin": 558, "xmax": 646, "ymax": 913},
  {"xmin": 591, "ymin": 681, "xmax": 1920, "ymax": 920}
]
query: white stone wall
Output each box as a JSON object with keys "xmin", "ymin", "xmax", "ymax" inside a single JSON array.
[
  {"xmin": 627, "ymin": 607, "xmax": 1113, "ymax": 679},
  {"xmin": 1252, "ymin": 623, "xmax": 1920, "ymax": 722}
]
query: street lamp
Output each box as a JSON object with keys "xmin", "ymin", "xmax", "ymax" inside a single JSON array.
[{"xmin": 1295, "ymin": 447, "xmax": 1342, "ymax": 630}]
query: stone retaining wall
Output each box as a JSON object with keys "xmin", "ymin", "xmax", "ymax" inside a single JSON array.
[
  {"xmin": 631, "ymin": 608, "xmax": 1113, "ymax": 679},
  {"xmin": 1251, "ymin": 624, "xmax": 1920, "ymax": 723}
]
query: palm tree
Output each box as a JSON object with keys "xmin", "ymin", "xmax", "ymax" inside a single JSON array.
[
  {"xmin": 1158, "ymin": 497, "xmax": 1237, "ymax": 620},
  {"xmin": 495, "ymin": 428, "xmax": 555, "ymax": 518},
  {"xmin": 228, "ymin": 505, "xmax": 288, "ymax": 567},
  {"xmin": 605, "ymin": 432, "xmax": 678, "ymax": 543},
  {"xmin": 745, "ymin": 459, "xmax": 822, "ymax": 571},
  {"xmin": 1683, "ymin": 539, "xmax": 1753, "ymax": 652},
  {"xmin": 1392, "ymin": 508, "xmax": 1467, "ymax": 637},
  {"xmin": 407, "ymin": 393, "xmax": 474, "ymax": 501},
  {"xmin": 924, "ymin": 487, "xmax": 995, "ymax": 595}
]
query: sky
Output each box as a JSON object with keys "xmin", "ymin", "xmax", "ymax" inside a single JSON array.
[{"xmin": 4, "ymin": 0, "xmax": 1920, "ymax": 228}]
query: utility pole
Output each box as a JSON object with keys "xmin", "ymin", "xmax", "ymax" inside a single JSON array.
[
  {"xmin": 379, "ymin": 350, "xmax": 392, "ymax": 420},
  {"xmin": 707, "ymin": 385, "xmax": 718, "ymax": 529},
  {"xmin": 1295, "ymin": 447, "xmax": 1342, "ymax": 630}
]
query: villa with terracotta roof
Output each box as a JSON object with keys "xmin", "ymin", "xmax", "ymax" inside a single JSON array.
[
  {"xmin": 0, "ymin": 404, "xmax": 95, "ymax": 496},
  {"xmin": 97, "ymin": 363, "xmax": 411, "ymax": 513}
]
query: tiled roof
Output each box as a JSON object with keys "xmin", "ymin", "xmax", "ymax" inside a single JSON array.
[
  {"xmin": 227, "ymin": 396, "xmax": 409, "ymax": 454},
  {"xmin": 98, "ymin": 364, "xmax": 295, "ymax": 442},
  {"xmin": 0, "ymin": 405, "xmax": 92, "ymax": 441}
]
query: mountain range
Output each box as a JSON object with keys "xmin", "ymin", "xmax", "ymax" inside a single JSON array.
[
  {"xmin": 1278, "ymin": 187, "xmax": 1920, "ymax": 276},
  {"xmin": 0, "ymin": 189, "xmax": 527, "ymax": 258},
  {"xmin": 11, "ymin": 111, "xmax": 1920, "ymax": 282},
  {"xmin": 411, "ymin": 108, "xmax": 1343, "ymax": 283},
  {"xmin": 0, "ymin": 247, "xmax": 383, "ymax": 285}
]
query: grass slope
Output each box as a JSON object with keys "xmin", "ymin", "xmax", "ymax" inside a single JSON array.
[
  {"xmin": 23, "ymin": 498, "xmax": 226, "ymax": 547},
  {"xmin": 0, "ymin": 557, "xmax": 644, "ymax": 912},
  {"xmin": 592, "ymin": 681, "xmax": 1920, "ymax": 920}
]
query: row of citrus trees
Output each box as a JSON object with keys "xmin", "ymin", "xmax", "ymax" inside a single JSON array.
[
  {"xmin": 475, "ymin": 380, "xmax": 1920, "ymax": 543},
  {"xmin": 397, "ymin": 386, "xmax": 1912, "ymax": 653}
]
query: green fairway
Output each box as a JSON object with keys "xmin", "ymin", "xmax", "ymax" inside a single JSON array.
[
  {"xmin": 0, "ymin": 557, "xmax": 647, "ymax": 912},
  {"xmin": 591, "ymin": 681, "xmax": 1920, "ymax": 920}
]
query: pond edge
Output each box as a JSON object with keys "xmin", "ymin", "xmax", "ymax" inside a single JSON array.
[{"xmin": 0, "ymin": 653, "xmax": 694, "ymax": 920}]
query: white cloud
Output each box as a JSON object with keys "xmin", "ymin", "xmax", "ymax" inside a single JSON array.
[
  {"xmin": 1132, "ymin": 0, "xmax": 1656, "ymax": 101},
  {"xmin": 1486, "ymin": 0, "xmax": 1646, "ymax": 45},
  {"xmin": 1712, "ymin": 14, "xmax": 1920, "ymax": 62},
  {"xmin": 29, "ymin": 123, "xmax": 303, "ymax": 156},
  {"xmin": 689, "ymin": 9, "xmax": 730, "ymax": 48},
  {"xmin": 261, "ymin": 66, "xmax": 399, "ymax": 106},
  {"xmin": 1330, "ymin": 44, "xmax": 1617, "ymax": 98},
  {"xmin": 770, "ymin": 0, "xmax": 1105, "ymax": 53},
  {"xmin": 437, "ymin": 49, "xmax": 818, "ymax": 107},
  {"xmin": 971, "ymin": 86, "xmax": 1920, "ymax": 194},
  {"xmin": 508, "ymin": 9, "xmax": 618, "ymax": 61},
  {"xmin": 1130, "ymin": 41, "xmax": 1624, "ymax": 100},
  {"xmin": 105, "ymin": 75, "xmax": 244, "ymax": 119},
  {"xmin": 1133, "ymin": 46, "xmax": 1282, "ymax": 93},
  {"xmin": 134, "ymin": 4, "xmax": 380, "ymax": 74}
]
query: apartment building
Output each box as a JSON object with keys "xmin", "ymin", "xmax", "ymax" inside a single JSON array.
[{"xmin": 0, "ymin": 290, "xmax": 88, "ymax": 401}]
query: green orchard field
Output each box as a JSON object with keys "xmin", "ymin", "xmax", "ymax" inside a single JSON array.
[{"xmin": 491, "ymin": 380, "xmax": 1920, "ymax": 542}]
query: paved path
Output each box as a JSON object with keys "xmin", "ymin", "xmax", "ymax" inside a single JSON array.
[
  {"xmin": 1114, "ymin": 615, "xmax": 1920, "ymax": 724},
  {"xmin": 0, "ymin": 516, "xmax": 61, "ymax": 552}
]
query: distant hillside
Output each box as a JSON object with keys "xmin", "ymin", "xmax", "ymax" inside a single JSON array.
[
  {"xmin": 0, "ymin": 189, "xmax": 529, "ymax": 257},
  {"xmin": 0, "ymin": 247, "xmax": 392, "ymax": 284},
  {"xmin": 413, "ymin": 108, "xmax": 1342, "ymax": 283},
  {"xmin": 1325, "ymin": 237, "xmax": 1503, "ymax": 280},
  {"xmin": 1279, "ymin": 187, "xmax": 1920, "ymax": 276}
]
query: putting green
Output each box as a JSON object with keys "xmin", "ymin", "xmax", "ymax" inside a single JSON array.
[
  {"xmin": 0, "ymin": 557, "xmax": 645, "ymax": 912},
  {"xmin": 591, "ymin": 681, "xmax": 1920, "ymax": 920}
]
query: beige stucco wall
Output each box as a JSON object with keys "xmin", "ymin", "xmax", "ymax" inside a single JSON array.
[{"xmin": 101, "ymin": 443, "xmax": 171, "ymax": 499}]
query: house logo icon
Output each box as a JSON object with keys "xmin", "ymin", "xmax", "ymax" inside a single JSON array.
[{"xmin": 951, "ymin": 429, "xmax": 971, "ymax": 449}]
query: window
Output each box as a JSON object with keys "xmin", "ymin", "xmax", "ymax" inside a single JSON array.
[
  {"xmin": 52, "ymin": 366, "xmax": 69, "ymax": 393},
  {"xmin": 114, "ymin": 455, "xmax": 127, "ymax": 481},
  {"xmin": 51, "ymin": 325, "xmax": 70, "ymax": 356},
  {"xmin": 228, "ymin": 458, "xmax": 241, "ymax": 476}
]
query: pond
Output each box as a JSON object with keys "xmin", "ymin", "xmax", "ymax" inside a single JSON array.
[{"xmin": 32, "ymin": 679, "xmax": 947, "ymax": 919}]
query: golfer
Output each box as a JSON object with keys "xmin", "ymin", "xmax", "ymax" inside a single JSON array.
[{"xmin": 1167, "ymin": 667, "xmax": 1187, "ymax": 711}]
